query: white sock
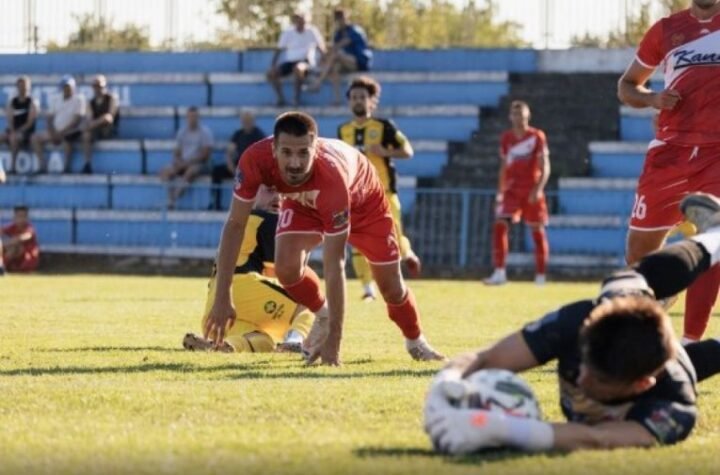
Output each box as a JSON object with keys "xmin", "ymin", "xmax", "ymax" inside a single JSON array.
[
  {"xmin": 682, "ymin": 336, "xmax": 698, "ymax": 345},
  {"xmin": 315, "ymin": 302, "xmax": 329, "ymax": 320},
  {"xmin": 362, "ymin": 283, "xmax": 375, "ymax": 295},
  {"xmin": 406, "ymin": 334, "xmax": 427, "ymax": 348},
  {"xmin": 691, "ymin": 226, "xmax": 720, "ymax": 266},
  {"xmin": 284, "ymin": 329, "xmax": 304, "ymax": 344}
]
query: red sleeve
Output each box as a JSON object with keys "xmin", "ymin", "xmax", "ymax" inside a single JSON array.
[
  {"xmin": 233, "ymin": 145, "xmax": 263, "ymax": 202},
  {"xmin": 636, "ymin": 20, "xmax": 665, "ymax": 69},
  {"xmin": 318, "ymin": 181, "xmax": 350, "ymax": 235}
]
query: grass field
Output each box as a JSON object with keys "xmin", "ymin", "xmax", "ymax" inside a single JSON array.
[{"xmin": 1, "ymin": 274, "xmax": 719, "ymax": 475}]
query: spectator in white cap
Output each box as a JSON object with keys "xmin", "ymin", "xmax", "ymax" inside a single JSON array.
[{"xmin": 31, "ymin": 75, "xmax": 86, "ymax": 173}]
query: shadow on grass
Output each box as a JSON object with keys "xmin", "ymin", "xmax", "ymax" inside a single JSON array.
[
  {"xmin": 32, "ymin": 346, "xmax": 186, "ymax": 353},
  {"xmin": 224, "ymin": 368, "xmax": 438, "ymax": 380},
  {"xmin": 0, "ymin": 362, "xmax": 263, "ymax": 377},
  {"xmin": 354, "ymin": 446, "xmax": 566, "ymax": 465}
]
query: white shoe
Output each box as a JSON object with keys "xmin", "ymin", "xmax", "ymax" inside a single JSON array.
[
  {"xmin": 680, "ymin": 193, "xmax": 720, "ymax": 233},
  {"xmin": 277, "ymin": 329, "xmax": 304, "ymax": 353},
  {"xmin": 406, "ymin": 336, "xmax": 446, "ymax": 361},
  {"xmin": 534, "ymin": 274, "xmax": 546, "ymax": 286},
  {"xmin": 483, "ymin": 269, "xmax": 507, "ymax": 286}
]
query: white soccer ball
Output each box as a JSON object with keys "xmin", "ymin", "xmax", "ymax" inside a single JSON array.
[{"xmin": 443, "ymin": 369, "xmax": 541, "ymax": 419}]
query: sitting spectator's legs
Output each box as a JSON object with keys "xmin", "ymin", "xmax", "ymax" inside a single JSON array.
[
  {"xmin": 329, "ymin": 51, "xmax": 359, "ymax": 105},
  {"xmin": 81, "ymin": 124, "xmax": 114, "ymax": 174},
  {"xmin": 168, "ymin": 163, "xmax": 205, "ymax": 209},
  {"xmin": 62, "ymin": 131, "xmax": 81, "ymax": 172},
  {"xmin": 211, "ymin": 163, "xmax": 234, "ymax": 210},
  {"xmin": 0, "ymin": 130, "xmax": 30, "ymax": 173},
  {"xmin": 292, "ymin": 61, "xmax": 309, "ymax": 106},
  {"xmin": 31, "ymin": 131, "xmax": 59, "ymax": 172}
]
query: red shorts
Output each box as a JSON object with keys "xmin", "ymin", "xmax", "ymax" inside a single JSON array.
[
  {"xmin": 496, "ymin": 189, "xmax": 548, "ymax": 225},
  {"xmin": 276, "ymin": 201, "xmax": 400, "ymax": 264},
  {"xmin": 630, "ymin": 142, "xmax": 720, "ymax": 230}
]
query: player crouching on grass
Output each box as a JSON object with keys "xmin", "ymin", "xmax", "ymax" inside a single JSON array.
[
  {"xmin": 183, "ymin": 185, "xmax": 314, "ymax": 353},
  {"xmin": 425, "ymin": 192, "xmax": 720, "ymax": 454}
]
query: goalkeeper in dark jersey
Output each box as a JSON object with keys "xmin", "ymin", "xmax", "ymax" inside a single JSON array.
[{"xmin": 425, "ymin": 193, "xmax": 720, "ymax": 453}]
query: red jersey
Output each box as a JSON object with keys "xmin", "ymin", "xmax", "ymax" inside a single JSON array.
[
  {"xmin": 2, "ymin": 223, "xmax": 38, "ymax": 253},
  {"xmin": 499, "ymin": 127, "xmax": 548, "ymax": 191},
  {"xmin": 637, "ymin": 9, "xmax": 720, "ymax": 146},
  {"xmin": 233, "ymin": 137, "xmax": 387, "ymax": 235}
]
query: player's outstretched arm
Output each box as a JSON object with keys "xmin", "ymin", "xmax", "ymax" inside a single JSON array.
[
  {"xmin": 205, "ymin": 197, "xmax": 254, "ymax": 345},
  {"xmin": 552, "ymin": 420, "xmax": 656, "ymax": 451},
  {"xmin": 447, "ymin": 331, "xmax": 541, "ymax": 378},
  {"xmin": 618, "ymin": 60, "xmax": 680, "ymax": 110},
  {"xmin": 319, "ymin": 231, "xmax": 349, "ymax": 366}
]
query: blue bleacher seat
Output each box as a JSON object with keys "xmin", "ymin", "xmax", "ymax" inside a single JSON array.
[
  {"xmin": 209, "ymin": 72, "xmax": 508, "ymax": 107},
  {"xmin": 528, "ymin": 216, "xmax": 626, "ymax": 255},
  {"xmin": 0, "ymin": 51, "xmax": 241, "ymax": 75},
  {"xmin": 620, "ymin": 106, "xmax": 654, "ymax": 142},
  {"xmin": 0, "ymin": 175, "xmax": 110, "ymax": 209},
  {"xmin": 110, "ymin": 175, "xmax": 213, "ymax": 211},
  {"xmin": 589, "ymin": 142, "xmax": 646, "ymax": 178},
  {"xmin": 557, "ymin": 178, "xmax": 636, "ymax": 216},
  {"xmin": 241, "ymin": 49, "xmax": 537, "ymax": 73},
  {"xmin": 118, "ymin": 107, "xmax": 176, "ymax": 140},
  {"xmin": 394, "ymin": 141, "xmax": 447, "ymax": 177},
  {"xmin": 68, "ymin": 140, "xmax": 143, "ymax": 175}
]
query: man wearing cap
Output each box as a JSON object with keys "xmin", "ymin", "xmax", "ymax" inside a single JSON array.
[
  {"xmin": 31, "ymin": 75, "xmax": 86, "ymax": 173},
  {"xmin": 79, "ymin": 74, "xmax": 119, "ymax": 174}
]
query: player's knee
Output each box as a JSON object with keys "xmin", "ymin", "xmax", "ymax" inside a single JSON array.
[
  {"xmin": 275, "ymin": 262, "xmax": 303, "ymax": 286},
  {"xmin": 376, "ymin": 279, "xmax": 406, "ymax": 304}
]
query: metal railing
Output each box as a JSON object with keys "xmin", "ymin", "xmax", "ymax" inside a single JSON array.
[{"xmin": 0, "ymin": 0, "xmax": 677, "ymax": 52}]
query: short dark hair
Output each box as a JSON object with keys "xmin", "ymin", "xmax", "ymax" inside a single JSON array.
[
  {"xmin": 13, "ymin": 205, "xmax": 29, "ymax": 214},
  {"xmin": 510, "ymin": 100, "xmax": 530, "ymax": 112},
  {"xmin": 187, "ymin": 106, "xmax": 199, "ymax": 114},
  {"xmin": 273, "ymin": 111, "xmax": 318, "ymax": 139},
  {"xmin": 333, "ymin": 8, "xmax": 347, "ymax": 21},
  {"xmin": 346, "ymin": 75, "xmax": 381, "ymax": 100},
  {"xmin": 581, "ymin": 297, "xmax": 676, "ymax": 383}
]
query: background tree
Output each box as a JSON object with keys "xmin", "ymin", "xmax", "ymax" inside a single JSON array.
[{"xmin": 46, "ymin": 14, "xmax": 151, "ymax": 51}]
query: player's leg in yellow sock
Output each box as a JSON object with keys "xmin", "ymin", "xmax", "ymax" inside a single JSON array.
[{"xmin": 351, "ymin": 247, "xmax": 376, "ymax": 300}]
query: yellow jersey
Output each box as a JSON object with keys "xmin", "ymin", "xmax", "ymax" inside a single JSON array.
[{"xmin": 337, "ymin": 117, "xmax": 409, "ymax": 194}]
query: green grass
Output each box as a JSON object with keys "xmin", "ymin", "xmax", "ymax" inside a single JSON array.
[{"xmin": 1, "ymin": 275, "xmax": 719, "ymax": 474}]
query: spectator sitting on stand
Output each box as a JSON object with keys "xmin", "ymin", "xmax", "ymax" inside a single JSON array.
[
  {"xmin": 79, "ymin": 74, "xmax": 119, "ymax": 174},
  {"xmin": 160, "ymin": 106, "xmax": 214, "ymax": 210},
  {"xmin": 1, "ymin": 205, "xmax": 39, "ymax": 273},
  {"xmin": 210, "ymin": 109, "xmax": 265, "ymax": 210},
  {"xmin": 0, "ymin": 76, "xmax": 38, "ymax": 174}
]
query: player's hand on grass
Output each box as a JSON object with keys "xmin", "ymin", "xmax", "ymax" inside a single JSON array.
[
  {"xmin": 204, "ymin": 299, "xmax": 237, "ymax": 347},
  {"xmin": 302, "ymin": 315, "xmax": 330, "ymax": 364},
  {"xmin": 319, "ymin": 329, "xmax": 342, "ymax": 366},
  {"xmin": 426, "ymin": 408, "xmax": 507, "ymax": 455},
  {"xmin": 651, "ymin": 89, "xmax": 681, "ymax": 110}
]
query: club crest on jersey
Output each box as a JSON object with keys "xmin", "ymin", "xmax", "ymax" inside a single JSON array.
[{"xmin": 332, "ymin": 208, "xmax": 350, "ymax": 229}]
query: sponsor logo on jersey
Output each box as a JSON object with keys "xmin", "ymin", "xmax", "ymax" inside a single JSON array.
[
  {"xmin": 283, "ymin": 190, "xmax": 320, "ymax": 209},
  {"xmin": 673, "ymin": 49, "xmax": 720, "ymax": 69}
]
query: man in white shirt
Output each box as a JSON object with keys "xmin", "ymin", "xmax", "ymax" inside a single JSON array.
[
  {"xmin": 31, "ymin": 75, "xmax": 86, "ymax": 173},
  {"xmin": 266, "ymin": 12, "xmax": 326, "ymax": 106}
]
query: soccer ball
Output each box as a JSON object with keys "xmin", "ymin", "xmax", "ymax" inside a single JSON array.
[{"xmin": 443, "ymin": 369, "xmax": 541, "ymax": 419}]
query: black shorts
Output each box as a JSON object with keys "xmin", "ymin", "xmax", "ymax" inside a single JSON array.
[
  {"xmin": 278, "ymin": 61, "xmax": 308, "ymax": 76},
  {"xmin": 64, "ymin": 130, "xmax": 82, "ymax": 143},
  {"xmin": 4, "ymin": 128, "xmax": 33, "ymax": 146},
  {"xmin": 89, "ymin": 124, "xmax": 116, "ymax": 142}
]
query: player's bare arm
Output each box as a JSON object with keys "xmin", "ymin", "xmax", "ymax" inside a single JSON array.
[
  {"xmin": 495, "ymin": 148, "xmax": 507, "ymax": 202},
  {"xmin": 367, "ymin": 140, "xmax": 413, "ymax": 160},
  {"xmin": 317, "ymin": 231, "xmax": 349, "ymax": 366},
  {"xmin": 552, "ymin": 420, "xmax": 656, "ymax": 451},
  {"xmin": 445, "ymin": 331, "xmax": 540, "ymax": 377},
  {"xmin": 530, "ymin": 150, "xmax": 550, "ymax": 204},
  {"xmin": 205, "ymin": 197, "xmax": 254, "ymax": 345},
  {"xmin": 618, "ymin": 60, "xmax": 680, "ymax": 110}
]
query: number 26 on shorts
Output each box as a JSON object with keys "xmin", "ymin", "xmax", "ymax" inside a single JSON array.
[{"xmin": 632, "ymin": 194, "xmax": 647, "ymax": 220}]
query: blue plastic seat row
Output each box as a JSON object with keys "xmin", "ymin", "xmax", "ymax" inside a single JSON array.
[
  {"xmin": 0, "ymin": 174, "xmax": 419, "ymax": 213},
  {"xmin": 619, "ymin": 106, "xmax": 654, "ymax": 142},
  {"xmin": 557, "ymin": 178, "xmax": 637, "ymax": 216},
  {"xmin": 589, "ymin": 141, "xmax": 647, "ymax": 178},
  {"xmin": 0, "ymin": 71, "xmax": 508, "ymax": 108}
]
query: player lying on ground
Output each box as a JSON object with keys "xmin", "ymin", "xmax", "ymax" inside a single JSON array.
[
  {"xmin": 184, "ymin": 185, "xmax": 314, "ymax": 353},
  {"xmin": 204, "ymin": 111, "xmax": 444, "ymax": 365},
  {"xmin": 425, "ymin": 192, "xmax": 720, "ymax": 454}
]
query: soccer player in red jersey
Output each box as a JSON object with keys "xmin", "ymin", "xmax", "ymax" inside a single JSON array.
[
  {"xmin": 484, "ymin": 101, "xmax": 550, "ymax": 286},
  {"xmin": 204, "ymin": 112, "xmax": 444, "ymax": 365},
  {"xmin": 1, "ymin": 205, "xmax": 39, "ymax": 273},
  {"xmin": 618, "ymin": 0, "xmax": 720, "ymax": 342}
]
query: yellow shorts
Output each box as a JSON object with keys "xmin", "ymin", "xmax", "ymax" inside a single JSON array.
[{"xmin": 202, "ymin": 272, "xmax": 312, "ymax": 347}]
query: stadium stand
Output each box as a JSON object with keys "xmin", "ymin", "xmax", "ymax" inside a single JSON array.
[{"xmin": 0, "ymin": 49, "xmax": 650, "ymax": 274}]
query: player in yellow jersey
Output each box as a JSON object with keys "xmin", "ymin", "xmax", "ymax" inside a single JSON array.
[
  {"xmin": 183, "ymin": 185, "xmax": 314, "ymax": 352},
  {"xmin": 337, "ymin": 75, "xmax": 421, "ymax": 301}
]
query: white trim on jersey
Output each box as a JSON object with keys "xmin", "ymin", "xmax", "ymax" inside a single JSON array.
[
  {"xmin": 635, "ymin": 54, "xmax": 658, "ymax": 70},
  {"xmin": 233, "ymin": 192, "xmax": 257, "ymax": 202}
]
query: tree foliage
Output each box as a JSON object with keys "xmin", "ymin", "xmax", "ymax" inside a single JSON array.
[
  {"xmin": 46, "ymin": 14, "xmax": 151, "ymax": 52},
  {"xmin": 570, "ymin": 0, "xmax": 687, "ymax": 48},
  {"xmin": 214, "ymin": 0, "xmax": 527, "ymax": 49}
]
